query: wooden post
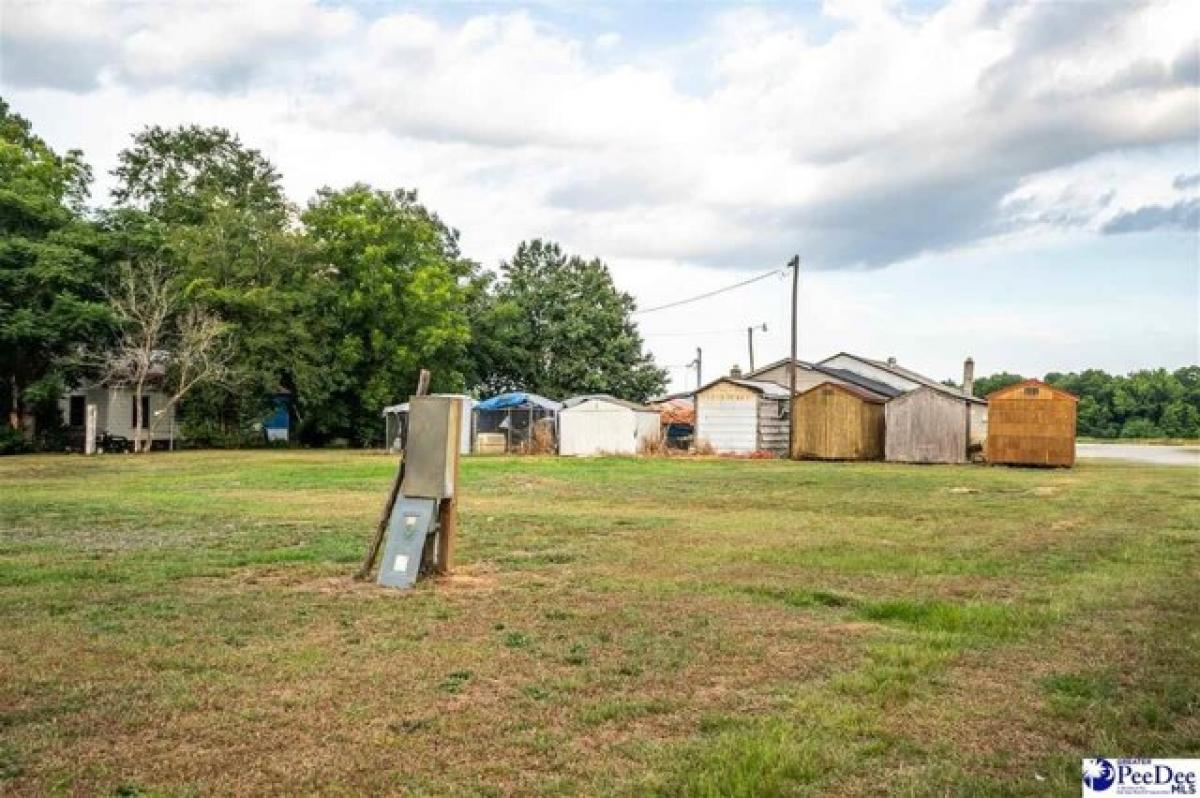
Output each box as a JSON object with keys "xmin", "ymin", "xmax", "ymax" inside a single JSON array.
[
  {"xmin": 787, "ymin": 256, "xmax": 800, "ymax": 458},
  {"xmin": 747, "ymin": 326, "xmax": 755, "ymax": 372},
  {"xmin": 355, "ymin": 368, "xmax": 430, "ymax": 581}
]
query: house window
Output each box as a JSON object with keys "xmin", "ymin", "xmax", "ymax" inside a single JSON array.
[
  {"xmin": 131, "ymin": 395, "xmax": 151, "ymax": 429},
  {"xmin": 68, "ymin": 396, "xmax": 85, "ymax": 427},
  {"xmin": 1024, "ymin": 387, "xmax": 1040, "ymax": 397}
]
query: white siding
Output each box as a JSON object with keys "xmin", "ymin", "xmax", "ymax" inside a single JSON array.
[
  {"xmin": 969, "ymin": 402, "xmax": 988, "ymax": 446},
  {"xmin": 634, "ymin": 410, "xmax": 662, "ymax": 450},
  {"xmin": 102, "ymin": 387, "xmax": 175, "ymax": 442},
  {"xmin": 697, "ymin": 392, "xmax": 757, "ymax": 453},
  {"xmin": 559, "ymin": 400, "xmax": 639, "ymax": 456}
]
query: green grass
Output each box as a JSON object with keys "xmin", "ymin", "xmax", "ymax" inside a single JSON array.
[{"xmin": 0, "ymin": 450, "xmax": 1197, "ymax": 795}]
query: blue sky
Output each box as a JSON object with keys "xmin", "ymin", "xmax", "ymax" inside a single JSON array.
[{"xmin": 2, "ymin": 0, "xmax": 1196, "ymax": 390}]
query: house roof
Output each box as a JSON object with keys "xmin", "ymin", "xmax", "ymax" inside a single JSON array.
[
  {"xmin": 695, "ymin": 376, "xmax": 791, "ymax": 400},
  {"xmin": 797, "ymin": 380, "xmax": 888, "ymax": 404},
  {"xmin": 561, "ymin": 394, "xmax": 656, "ymax": 412},
  {"xmin": 818, "ymin": 352, "xmax": 986, "ymax": 404},
  {"xmin": 743, "ymin": 357, "xmax": 901, "ymax": 399},
  {"xmin": 813, "ymin": 366, "xmax": 903, "ymax": 399},
  {"xmin": 986, "ymin": 378, "xmax": 1078, "ymax": 402},
  {"xmin": 743, "ymin": 357, "xmax": 817, "ymax": 378}
]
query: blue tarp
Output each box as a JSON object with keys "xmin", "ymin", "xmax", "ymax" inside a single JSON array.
[{"xmin": 476, "ymin": 392, "xmax": 561, "ymax": 411}]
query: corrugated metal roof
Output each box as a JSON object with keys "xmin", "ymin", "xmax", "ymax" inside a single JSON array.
[
  {"xmin": 813, "ymin": 366, "xmax": 902, "ymax": 398},
  {"xmin": 819, "ymin": 352, "xmax": 986, "ymax": 404},
  {"xmin": 695, "ymin": 377, "xmax": 791, "ymax": 400},
  {"xmin": 798, "ymin": 380, "xmax": 888, "ymax": 404}
]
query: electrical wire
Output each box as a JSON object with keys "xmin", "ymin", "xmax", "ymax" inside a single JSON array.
[
  {"xmin": 641, "ymin": 324, "xmax": 769, "ymax": 338},
  {"xmin": 632, "ymin": 267, "xmax": 786, "ymax": 315}
]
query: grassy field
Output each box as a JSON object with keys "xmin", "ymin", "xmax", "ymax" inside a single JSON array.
[{"xmin": 1, "ymin": 451, "xmax": 1197, "ymax": 796}]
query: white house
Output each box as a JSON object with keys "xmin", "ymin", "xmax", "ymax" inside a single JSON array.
[
  {"xmin": 59, "ymin": 383, "xmax": 178, "ymax": 451},
  {"xmin": 558, "ymin": 395, "xmax": 661, "ymax": 456}
]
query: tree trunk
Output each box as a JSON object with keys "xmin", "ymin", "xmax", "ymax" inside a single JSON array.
[
  {"xmin": 8, "ymin": 376, "xmax": 19, "ymax": 431},
  {"xmin": 134, "ymin": 379, "xmax": 145, "ymax": 453}
]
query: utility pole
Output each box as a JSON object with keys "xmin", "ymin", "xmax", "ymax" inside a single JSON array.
[
  {"xmin": 787, "ymin": 256, "xmax": 800, "ymax": 457},
  {"xmin": 694, "ymin": 347, "xmax": 703, "ymax": 387},
  {"xmin": 747, "ymin": 323, "xmax": 767, "ymax": 372}
]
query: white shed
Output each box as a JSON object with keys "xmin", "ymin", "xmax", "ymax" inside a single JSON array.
[
  {"xmin": 693, "ymin": 378, "xmax": 790, "ymax": 456},
  {"xmin": 558, "ymin": 395, "xmax": 660, "ymax": 456}
]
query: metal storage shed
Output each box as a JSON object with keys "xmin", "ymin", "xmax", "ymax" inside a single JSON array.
[
  {"xmin": 791, "ymin": 381, "xmax": 886, "ymax": 461},
  {"xmin": 558, "ymin": 395, "xmax": 661, "ymax": 456},
  {"xmin": 986, "ymin": 380, "xmax": 1077, "ymax": 467},
  {"xmin": 694, "ymin": 378, "xmax": 790, "ymax": 456},
  {"xmin": 885, "ymin": 385, "xmax": 970, "ymax": 464}
]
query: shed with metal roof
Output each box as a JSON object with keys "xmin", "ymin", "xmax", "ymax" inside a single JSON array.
[
  {"xmin": 694, "ymin": 377, "xmax": 790, "ymax": 456},
  {"xmin": 559, "ymin": 395, "xmax": 661, "ymax": 456}
]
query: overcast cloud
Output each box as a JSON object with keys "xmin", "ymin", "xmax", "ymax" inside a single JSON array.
[{"xmin": 2, "ymin": 0, "xmax": 1196, "ymax": 384}]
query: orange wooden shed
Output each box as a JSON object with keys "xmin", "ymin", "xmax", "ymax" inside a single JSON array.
[{"xmin": 985, "ymin": 379, "xmax": 1077, "ymax": 467}]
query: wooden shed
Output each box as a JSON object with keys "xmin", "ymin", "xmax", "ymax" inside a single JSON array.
[
  {"xmin": 791, "ymin": 381, "xmax": 886, "ymax": 461},
  {"xmin": 885, "ymin": 386, "xmax": 969, "ymax": 464},
  {"xmin": 986, "ymin": 380, "xmax": 1077, "ymax": 467},
  {"xmin": 694, "ymin": 378, "xmax": 789, "ymax": 456}
]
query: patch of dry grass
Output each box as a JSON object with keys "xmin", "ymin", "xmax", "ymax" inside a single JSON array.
[{"xmin": 0, "ymin": 451, "xmax": 1195, "ymax": 795}]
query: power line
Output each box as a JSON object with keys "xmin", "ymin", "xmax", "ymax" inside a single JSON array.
[
  {"xmin": 641, "ymin": 324, "xmax": 770, "ymax": 338},
  {"xmin": 632, "ymin": 267, "xmax": 786, "ymax": 316}
]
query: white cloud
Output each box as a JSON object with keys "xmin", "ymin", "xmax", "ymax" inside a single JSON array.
[{"xmin": 2, "ymin": 0, "xmax": 1196, "ymax": 384}]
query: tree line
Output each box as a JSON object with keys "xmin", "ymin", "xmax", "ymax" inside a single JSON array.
[
  {"xmin": 3, "ymin": 96, "xmax": 1196, "ymax": 452},
  {"xmin": 1, "ymin": 98, "xmax": 665, "ymax": 451},
  {"xmin": 972, "ymin": 369, "xmax": 1200, "ymax": 439}
]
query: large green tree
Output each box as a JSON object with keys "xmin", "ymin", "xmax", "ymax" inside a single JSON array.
[
  {"xmin": 111, "ymin": 125, "xmax": 323, "ymax": 441},
  {"xmin": 301, "ymin": 184, "xmax": 476, "ymax": 444},
  {"xmin": 0, "ymin": 98, "xmax": 110, "ymax": 440},
  {"xmin": 470, "ymin": 240, "xmax": 666, "ymax": 401}
]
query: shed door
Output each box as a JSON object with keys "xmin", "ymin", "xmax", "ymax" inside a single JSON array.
[{"xmin": 698, "ymin": 393, "xmax": 756, "ymax": 453}]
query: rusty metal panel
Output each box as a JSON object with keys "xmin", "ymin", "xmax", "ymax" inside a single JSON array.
[{"xmin": 401, "ymin": 396, "xmax": 462, "ymax": 499}]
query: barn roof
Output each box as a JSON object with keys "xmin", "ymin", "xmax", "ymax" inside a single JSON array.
[
  {"xmin": 561, "ymin": 394, "xmax": 656, "ymax": 412},
  {"xmin": 695, "ymin": 377, "xmax": 791, "ymax": 400},
  {"xmin": 819, "ymin": 352, "xmax": 986, "ymax": 404},
  {"xmin": 986, "ymin": 378, "xmax": 1078, "ymax": 402},
  {"xmin": 797, "ymin": 380, "xmax": 888, "ymax": 404}
]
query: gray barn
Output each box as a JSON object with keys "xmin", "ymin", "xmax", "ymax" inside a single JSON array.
[{"xmin": 884, "ymin": 385, "xmax": 970, "ymax": 464}]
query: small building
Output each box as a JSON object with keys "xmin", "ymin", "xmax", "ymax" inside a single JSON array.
[
  {"xmin": 383, "ymin": 395, "xmax": 474, "ymax": 454},
  {"xmin": 474, "ymin": 392, "xmax": 561, "ymax": 454},
  {"xmin": 558, "ymin": 395, "xmax": 661, "ymax": 456},
  {"xmin": 791, "ymin": 381, "xmax": 886, "ymax": 460},
  {"xmin": 694, "ymin": 377, "xmax": 790, "ymax": 456},
  {"xmin": 985, "ymin": 379, "xmax": 1077, "ymax": 467},
  {"xmin": 59, "ymin": 383, "xmax": 178, "ymax": 452},
  {"xmin": 885, "ymin": 385, "xmax": 971, "ymax": 464}
]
